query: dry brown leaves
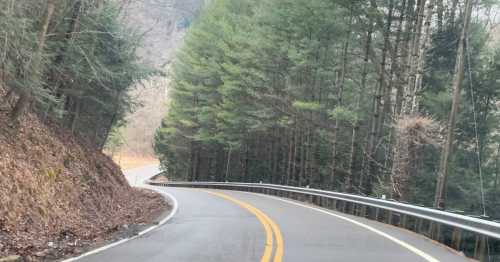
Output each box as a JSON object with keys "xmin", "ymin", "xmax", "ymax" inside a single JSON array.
[{"xmin": 0, "ymin": 109, "xmax": 167, "ymax": 261}]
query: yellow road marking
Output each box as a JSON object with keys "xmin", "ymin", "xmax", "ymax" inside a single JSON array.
[
  {"xmin": 252, "ymin": 192, "xmax": 440, "ymax": 262},
  {"xmin": 203, "ymin": 190, "xmax": 283, "ymax": 262},
  {"xmin": 256, "ymin": 209, "xmax": 284, "ymax": 262},
  {"xmin": 268, "ymin": 216, "xmax": 283, "ymax": 262}
]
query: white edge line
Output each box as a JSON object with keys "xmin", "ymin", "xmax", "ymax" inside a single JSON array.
[
  {"xmin": 62, "ymin": 189, "xmax": 178, "ymax": 262},
  {"xmin": 238, "ymin": 191, "xmax": 441, "ymax": 262}
]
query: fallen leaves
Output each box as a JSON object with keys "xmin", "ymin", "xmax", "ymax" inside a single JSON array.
[{"xmin": 0, "ymin": 109, "xmax": 167, "ymax": 261}]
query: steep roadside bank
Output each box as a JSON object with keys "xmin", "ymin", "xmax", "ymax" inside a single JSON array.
[{"xmin": 0, "ymin": 97, "xmax": 167, "ymax": 261}]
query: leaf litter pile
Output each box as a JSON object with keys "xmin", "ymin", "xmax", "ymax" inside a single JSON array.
[{"xmin": 0, "ymin": 108, "xmax": 168, "ymax": 260}]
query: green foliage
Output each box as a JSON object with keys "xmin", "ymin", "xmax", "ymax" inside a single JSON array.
[
  {"xmin": 293, "ymin": 101, "xmax": 323, "ymax": 112},
  {"xmin": 1, "ymin": 0, "xmax": 151, "ymax": 148},
  {"xmin": 154, "ymin": 0, "xmax": 500, "ymax": 218},
  {"xmin": 328, "ymin": 106, "xmax": 357, "ymax": 124}
]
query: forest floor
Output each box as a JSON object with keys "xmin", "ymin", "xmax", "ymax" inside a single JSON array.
[{"xmin": 0, "ymin": 90, "xmax": 168, "ymax": 261}]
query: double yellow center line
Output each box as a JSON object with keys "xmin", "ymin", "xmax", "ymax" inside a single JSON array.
[{"xmin": 204, "ymin": 191, "xmax": 284, "ymax": 262}]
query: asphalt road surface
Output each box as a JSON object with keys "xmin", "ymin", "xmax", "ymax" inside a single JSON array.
[{"xmin": 76, "ymin": 166, "xmax": 470, "ymax": 262}]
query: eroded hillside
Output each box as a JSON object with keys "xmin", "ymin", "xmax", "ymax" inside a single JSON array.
[{"xmin": 0, "ymin": 86, "xmax": 167, "ymax": 260}]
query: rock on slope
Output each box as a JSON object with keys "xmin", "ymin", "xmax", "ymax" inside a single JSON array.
[{"xmin": 0, "ymin": 90, "xmax": 167, "ymax": 260}]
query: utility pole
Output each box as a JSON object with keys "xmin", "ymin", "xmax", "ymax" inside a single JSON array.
[{"xmin": 434, "ymin": 0, "xmax": 473, "ymax": 209}]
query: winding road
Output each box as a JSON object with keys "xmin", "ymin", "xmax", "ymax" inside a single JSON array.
[{"xmin": 76, "ymin": 165, "xmax": 470, "ymax": 262}]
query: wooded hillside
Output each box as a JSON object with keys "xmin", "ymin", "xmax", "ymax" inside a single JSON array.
[
  {"xmin": 1, "ymin": 0, "xmax": 149, "ymax": 148},
  {"xmin": 0, "ymin": 1, "xmax": 168, "ymax": 259},
  {"xmin": 155, "ymin": 0, "xmax": 500, "ymax": 218}
]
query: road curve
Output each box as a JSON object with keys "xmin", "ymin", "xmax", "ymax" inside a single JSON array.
[{"xmin": 77, "ymin": 167, "xmax": 470, "ymax": 262}]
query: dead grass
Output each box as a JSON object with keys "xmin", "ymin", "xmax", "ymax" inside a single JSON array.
[{"xmin": 108, "ymin": 152, "xmax": 159, "ymax": 171}]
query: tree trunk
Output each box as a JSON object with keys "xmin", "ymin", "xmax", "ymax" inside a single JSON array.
[
  {"xmin": 191, "ymin": 147, "xmax": 199, "ymax": 181},
  {"xmin": 291, "ymin": 126, "xmax": 298, "ymax": 185},
  {"xmin": 410, "ymin": 0, "xmax": 436, "ymax": 113},
  {"xmin": 384, "ymin": 0, "xmax": 403, "ymax": 134},
  {"xmin": 281, "ymin": 130, "xmax": 288, "ymax": 184},
  {"xmin": 495, "ymin": 144, "xmax": 500, "ymax": 192},
  {"xmin": 99, "ymin": 90, "xmax": 122, "ymax": 150},
  {"xmin": 272, "ymin": 132, "xmax": 278, "ymax": 183},
  {"xmin": 395, "ymin": 0, "xmax": 415, "ymax": 116},
  {"xmin": 434, "ymin": 0, "xmax": 473, "ymax": 209},
  {"xmin": 306, "ymin": 128, "xmax": 312, "ymax": 186},
  {"xmin": 11, "ymin": 0, "xmax": 55, "ymax": 121},
  {"xmin": 188, "ymin": 143, "xmax": 195, "ymax": 181},
  {"xmin": 437, "ymin": 0, "xmax": 444, "ymax": 32},
  {"xmin": 10, "ymin": 89, "xmax": 31, "ymax": 121},
  {"xmin": 345, "ymin": 17, "xmax": 373, "ymax": 192},
  {"xmin": 243, "ymin": 142, "xmax": 249, "ymax": 182},
  {"xmin": 286, "ymin": 128, "xmax": 294, "ymax": 185},
  {"xmin": 299, "ymin": 128, "xmax": 305, "ymax": 187},
  {"xmin": 385, "ymin": 0, "xmax": 407, "ymax": 173},
  {"xmin": 403, "ymin": 0, "xmax": 426, "ymax": 114},
  {"xmin": 225, "ymin": 146, "xmax": 232, "ymax": 181},
  {"xmin": 362, "ymin": 0, "xmax": 394, "ymax": 194},
  {"xmin": 51, "ymin": 0, "xmax": 82, "ymax": 116},
  {"xmin": 215, "ymin": 145, "xmax": 225, "ymax": 181},
  {"xmin": 37, "ymin": 0, "xmax": 55, "ymax": 51},
  {"xmin": 347, "ymin": 14, "xmax": 374, "ymax": 193},
  {"xmin": 448, "ymin": 0, "xmax": 459, "ymax": 28},
  {"xmin": 331, "ymin": 21, "xmax": 351, "ymax": 189}
]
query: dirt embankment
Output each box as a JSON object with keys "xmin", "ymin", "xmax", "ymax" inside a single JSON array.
[{"xmin": 0, "ymin": 103, "xmax": 167, "ymax": 260}]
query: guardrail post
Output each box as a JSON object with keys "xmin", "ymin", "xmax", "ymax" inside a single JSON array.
[
  {"xmin": 430, "ymin": 222, "xmax": 441, "ymax": 242},
  {"xmin": 386, "ymin": 211, "xmax": 393, "ymax": 224},
  {"xmin": 360, "ymin": 205, "xmax": 367, "ymax": 218},
  {"xmin": 374, "ymin": 208, "xmax": 380, "ymax": 221},
  {"xmin": 400, "ymin": 214, "xmax": 408, "ymax": 229},
  {"xmin": 474, "ymin": 235, "xmax": 486, "ymax": 261},
  {"xmin": 451, "ymin": 228, "xmax": 462, "ymax": 250},
  {"xmin": 331, "ymin": 199, "xmax": 337, "ymax": 210},
  {"xmin": 346, "ymin": 202, "xmax": 352, "ymax": 214},
  {"xmin": 353, "ymin": 203, "xmax": 359, "ymax": 216},
  {"xmin": 319, "ymin": 196, "xmax": 325, "ymax": 207},
  {"xmin": 416, "ymin": 218, "xmax": 424, "ymax": 234}
]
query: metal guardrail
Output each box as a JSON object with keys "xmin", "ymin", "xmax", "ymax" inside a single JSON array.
[{"xmin": 148, "ymin": 181, "xmax": 500, "ymax": 261}]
